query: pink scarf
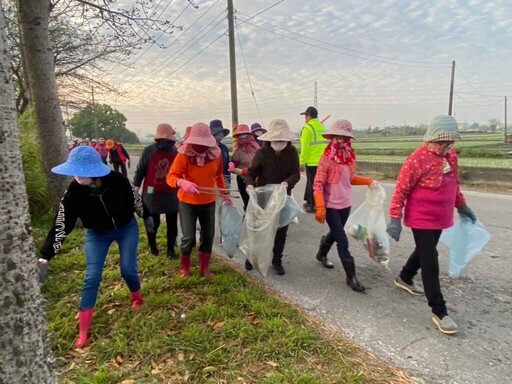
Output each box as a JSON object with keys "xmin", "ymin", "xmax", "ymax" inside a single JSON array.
[
  {"xmin": 325, "ymin": 138, "xmax": 356, "ymax": 165},
  {"xmin": 234, "ymin": 136, "xmax": 260, "ymax": 154},
  {"xmin": 178, "ymin": 144, "xmax": 221, "ymax": 166}
]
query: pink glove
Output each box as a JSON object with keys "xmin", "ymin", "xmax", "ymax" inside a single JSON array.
[
  {"xmin": 228, "ymin": 162, "xmax": 235, "ymax": 171},
  {"xmin": 222, "ymin": 196, "xmax": 234, "ymax": 205},
  {"xmin": 177, "ymin": 179, "xmax": 199, "ymax": 194}
]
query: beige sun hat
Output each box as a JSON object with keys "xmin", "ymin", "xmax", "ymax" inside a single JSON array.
[{"xmin": 258, "ymin": 119, "xmax": 295, "ymax": 141}]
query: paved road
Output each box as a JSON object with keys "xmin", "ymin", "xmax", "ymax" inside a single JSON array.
[{"xmin": 128, "ymin": 158, "xmax": 512, "ymax": 384}]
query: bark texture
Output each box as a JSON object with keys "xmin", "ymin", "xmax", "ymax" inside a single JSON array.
[
  {"xmin": 16, "ymin": 0, "xmax": 68, "ymax": 209},
  {"xmin": 0, "ymin": 5, "xmax": 56, "ymax": 383}
]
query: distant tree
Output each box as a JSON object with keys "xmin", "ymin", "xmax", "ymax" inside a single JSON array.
[
  {"xmin": 469, "ymin": 122, "xmax": 480, "ymax": 130},
  {"xmin": 68, "ymin": 103, "xmax": 139, "ymax": 143},
  {"xmin": 488, "ymin": 118, "xmax": 500, "ymax": 133}
]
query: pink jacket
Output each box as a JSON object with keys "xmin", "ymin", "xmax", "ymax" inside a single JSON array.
[
  {"xmin": 390, "ymin": 145, "xmax": 466, "ymax": 221},
  {"xmin": 95, "ymin": 143, "xmax": 108, "ymax": 158}
]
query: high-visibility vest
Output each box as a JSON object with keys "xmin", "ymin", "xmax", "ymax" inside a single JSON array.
[{"xmin": 299, "ymin": 118, "xmax": 328, "ymax": 166}]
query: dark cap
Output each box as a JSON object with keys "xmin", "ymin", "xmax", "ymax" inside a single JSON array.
[{"xmin": 300, "ymin": 106, "xmax": 318, "ymax": 116}]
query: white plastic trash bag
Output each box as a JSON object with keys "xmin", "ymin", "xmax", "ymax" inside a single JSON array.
[
  {"xmin": 440, "ymin": 219, "xmax": 491, "ymax": 278},
  {"xmin": 344, "ymin": 185, "xmax": 390, "ymax": 267},
  {"xmin": 279, "ymin": 194, "xmax": 303, "ymax": 228},
  {"xmin": 239, "ymin": 184, "xmax": 287, "ymax": 277},
  {"xmin": 220, "ymin": 202, "xmax": 244, "ymax": 258}
]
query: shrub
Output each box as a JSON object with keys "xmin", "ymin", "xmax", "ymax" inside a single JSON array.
[{"xmin": 18, "ymin": 109, "xmax": 51, "ymax": 217}]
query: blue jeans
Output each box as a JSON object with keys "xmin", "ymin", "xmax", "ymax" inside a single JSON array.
[
  {"xmin": 324, "ymin": 207, "xmax": 354, "ymax": 262},
  {"xmin": 80, "ymin": 217, "xmax": 140, "ymax": 310}
]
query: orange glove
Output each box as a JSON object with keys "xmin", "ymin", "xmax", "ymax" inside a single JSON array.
[
  {"xmin": 351, "ymin": 176, "xmax": 373, "ymax": 186},
  {"xmin": 313, "ymin": 192, "xmax": 326, "ymax": 224}
]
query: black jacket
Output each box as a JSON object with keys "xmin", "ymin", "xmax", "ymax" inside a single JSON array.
[
  {"xmin": 245, "ymin": 142, "xmax": 300, "ymax": 195},
  {"xmin": 40, "ymin": 171, "xmax": 149, "ymax": 260}
]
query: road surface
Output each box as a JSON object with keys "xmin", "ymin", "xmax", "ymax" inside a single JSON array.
[{"xmin": 128, "ymin": 157, "xmax": 512, "ymax": 384}]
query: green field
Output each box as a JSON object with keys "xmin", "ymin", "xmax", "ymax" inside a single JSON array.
[{"xmin": 126, "ymin": 134, "xmax": 512, "ymax": 168}]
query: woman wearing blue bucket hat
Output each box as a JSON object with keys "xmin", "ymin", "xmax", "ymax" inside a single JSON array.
[{"xmin": 38, "ymin": 146, "xmax": 154, "ymax": 348}]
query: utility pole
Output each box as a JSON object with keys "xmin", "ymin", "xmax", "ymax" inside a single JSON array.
[
  {"xmin": 314, "ymin": 81, "xmax": 318, "ymax": 109},
  {"xmin": 227, "ymin": 0, "xmax": 238, "ymax": 129},
  {"xmin": 448, "ymin": 60, "xmax": 455, "ymax": 116},
  {"xmin": 91, "ymin": 85, "xmax": 98, "ymax": 139},
  {"xmin": 505, "ymin": 96, "xmax": 508, "ymax": 143}
]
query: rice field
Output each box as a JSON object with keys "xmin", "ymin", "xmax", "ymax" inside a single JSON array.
[{"xmin": 357, "ymin": 155, "xmax": 512, "ymax": 168}]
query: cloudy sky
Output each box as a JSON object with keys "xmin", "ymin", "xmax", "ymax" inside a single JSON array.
[{"xmin": 102, "ymin": 0, "xmax": 512, "ymax": 137}]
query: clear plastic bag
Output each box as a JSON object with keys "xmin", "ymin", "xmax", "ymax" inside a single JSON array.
[
  {"xmin": 220, "ymin": 202, "xmax": 244, "ymax": 258},
  {"xmin": 279, "ymin": 194, "xmax": 303, "ymax": 228},
  {"xmin": 239, "ymin": 184, "xmax": 287, "ymax": 277},
  {"xmin": 440, "ymin": 219, "xmax": 491, "ymax": 278},
  {"xmin": 344, "ymin": 185, "xmax": 390, "ymax": 267}
]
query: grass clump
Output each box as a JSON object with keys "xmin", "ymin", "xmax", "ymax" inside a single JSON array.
[{"xmin": 37, "ymin": 221, "xmax": 413, "ymax": 384}]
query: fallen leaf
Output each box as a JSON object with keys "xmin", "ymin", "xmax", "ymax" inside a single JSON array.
[
  {"xmin": 121, "ymin": 380, "xmax": 135, "ymax": 384},
  {"xmin": 202, "ymin": 366, "xmax": 217, "ymax": 373},
  {"xmin": 213, "ymin": 321, "xmax": 225, "ymax": 329},
  {"xmin": 152, "ymin": 361, "xmax": 159, "ymax": 369},
  {"xmin": 115, "ymin": 355, "xmax": 123, "ymax": 364},
  {"xmin": 188, "ymin": 353, "xmax": 196, "ymax": 360},
  {"xmin": 265, "ymin": 361, "xmax": 279, "ymax": 367},
  {"xmin": 107, "ymin": 308, "xmax": 116, "ymax": 315},
  {"xmin": 151, "ymin": 368, "xmax": 161, "ymax": 375},
  {"xmin": 178, "ymin": 353, "xmax": 185, "ymax": 361},
  {"xmin": 66, "ymin": 350, "xmax": 82, "ymax": 358}
]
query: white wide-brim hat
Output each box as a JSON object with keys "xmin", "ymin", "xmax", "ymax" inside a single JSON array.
[{"xmin": 258, "ymin": 119, "xmax": 295, "ymax": 141}]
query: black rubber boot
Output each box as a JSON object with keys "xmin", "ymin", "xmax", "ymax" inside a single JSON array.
[
  {"xmin": 147, "ymin": 233, "xmax": 159, "ymax": 256},
  {"xmin": 316, "ymin": 236, "xmax": 334, "ymax": 269},
  {"xmin": 245, "ymin": 260, "xmax": 253, "ymax": 271},
  {"xmin": 272, "ymin": 258, "xmax": 285, "ymax": 275},
  {"xmin": 167, "ymin": 248, "xmax": 177, "ymax": 259},
  {"xmin": 341, "ymin": 260, "xmax": 366, "ymax": 292}
]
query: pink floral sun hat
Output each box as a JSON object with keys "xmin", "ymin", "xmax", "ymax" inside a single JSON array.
[
  {"xmin": 183, "ymin": 122, "xmax": 217, "ymax": 147},
  {"xmin": 155, "ymin": 123, "xmax": 177, "ymax": 141},
  {"xmin": 233, "ymin": 124, "xmax": 251, "ymax": 137},
  {"xmin": 322, "ymin": 119, "xmax": 356, "ymax": 140}
]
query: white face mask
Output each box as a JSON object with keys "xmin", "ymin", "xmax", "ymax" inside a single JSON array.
[
  {"xmin": 271, "ymin": 141, "xmax": 288, "ymax": 152},
  {"xmin": 74, "ymin": 176, "xmax": 94, "ymax": 186}
]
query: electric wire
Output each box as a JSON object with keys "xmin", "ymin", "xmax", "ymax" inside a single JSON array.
[
  {"xmin": 236, "ymin": 22, "xmax": 264, "ymax": 126},
  {"xmin": 236, "ymin": 11, "xmax": 449, "ymax": 66}
]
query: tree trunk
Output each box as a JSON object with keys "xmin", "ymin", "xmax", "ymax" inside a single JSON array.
[
  {"xmin": 0, "ymin": 6, "xmax": 56, "ymax": 384},
  {"xmin": 16, "ymin": 0, "xmax": 68, "ymax": 209}
]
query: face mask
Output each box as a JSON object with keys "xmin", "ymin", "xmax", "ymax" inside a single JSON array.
[
  {"xmin": 253, "ymin": 130, "xmax": 263, "ymax": 137},
  {"xmin": 191, "ymin": 144, "xmax": 208, "ymax": 154},
  {"xmin": 157, "ymin": 140, "xmax": 174, "ymax": 151},
  {"xmin": 271, "ymin": 141, "xmax": 288, "ymax": 152},
  {"xmin": 74, "ymin": 176, "xmax": 94, "ymax": 186},
  {"xmin": 237, "ymin": 134, "xmax": 249, "ymax": 140}
]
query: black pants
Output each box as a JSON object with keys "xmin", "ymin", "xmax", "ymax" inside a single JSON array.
[
  {"xmin": 304, "ymin": 166, "xmax": 318, "ymax": 206},
  {"xmin": 113, "ymin": 162, "xmax": 127, "ymax": 178},
  {"xmin": 324, "ymin": 207, "xmax": 353, "ymax": 261},
  {"xmin": 400, "ymin": 229, "xmax": 447, "ymax": 318},
  {"xmin": 151, "ymin": 213, "xmax": 178, "ymax": 251},
  {"xmin": 237, "ymin": 176, "xmax": 250, "ymax": 211},
  {"xmin": 179, "ymin": 202, "xmax": 215, "ymax": 256},
  {"xmin": 272, "ymin": 225, "xmax": 289, "ymax": 264}
]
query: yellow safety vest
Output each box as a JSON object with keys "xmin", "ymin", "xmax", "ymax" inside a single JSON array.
[{"xmin": 299, "ymin": 118, "xmax": 328, "ymax": 166}]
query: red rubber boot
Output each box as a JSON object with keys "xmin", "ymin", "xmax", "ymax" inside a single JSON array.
[{"xmin": 74, "ymin": 308, "xmax": 93, "ymax": 348}]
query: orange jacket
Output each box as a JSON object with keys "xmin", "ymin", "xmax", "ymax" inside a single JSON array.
[{"xmin": 166, "ymin": 153, "xmax": 227, "ymax": 205}]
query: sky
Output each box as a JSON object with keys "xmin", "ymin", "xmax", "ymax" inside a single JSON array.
[{"xmin": 101, "ymin": 0, "xmax": 512, "ymax": 137}]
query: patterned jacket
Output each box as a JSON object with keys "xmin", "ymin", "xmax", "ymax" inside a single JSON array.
[{"xmin": 389, "ymin": 144, "xmax": 466, "ymax": 219}]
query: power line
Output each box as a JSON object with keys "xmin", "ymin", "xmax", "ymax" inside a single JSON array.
[
  {"xmin": 236, "ymin": 11, "xmax": 449, "ymax": 67},
  {"xmin": 127, "ymin": 31, "xmax": 227, "ymax": 100},
  {"xmin": 236, "ymin": 22, "xmax": 264, "ymax": 125},
  {"xmin": 236, "ymin": 17, "xmax": 451, "ymax": 69},
  {"xmin": 122, "ymin": 12, "xmax": 226, "ymax": 94},
  {"xmin": 454, "ymin": 92, "xmax": 502, "ymax": 107},
  {"xmin": 456, "ymin": 90, "xmax": 503, "ymax": 99},
  {"xmin": 235, "ymin": 0, "xmax": 286, "ymax": 27},
  {"xmin": 456, "ymin": 67, "xmax": 504, "ymax": 101},
  {"xmin": 114, "ymin": 0, "xmax": 189, "ymax": 77}
]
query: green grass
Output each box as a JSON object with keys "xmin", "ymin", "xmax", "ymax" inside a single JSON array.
[
  {"xmin": 37, "ymin": 222, "xmax": 411, "ymax": 384},
  {"xmin": 356, "ymin": 155, "xmax": 512, "ymax": 168}
]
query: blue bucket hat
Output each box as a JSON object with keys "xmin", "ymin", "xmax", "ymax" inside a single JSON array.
[
  {"xmin": 209, "ymin": 119, "xmax": 230, "ymax": 137},
  {"xmin": 52, "ymin": 146, "xmax": 111, "ymax": 178}
]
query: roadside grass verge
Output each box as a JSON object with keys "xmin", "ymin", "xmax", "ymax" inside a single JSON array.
[{"xmin": 35, "ymin": 222, "xmax": 413, "ymax": 384}]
